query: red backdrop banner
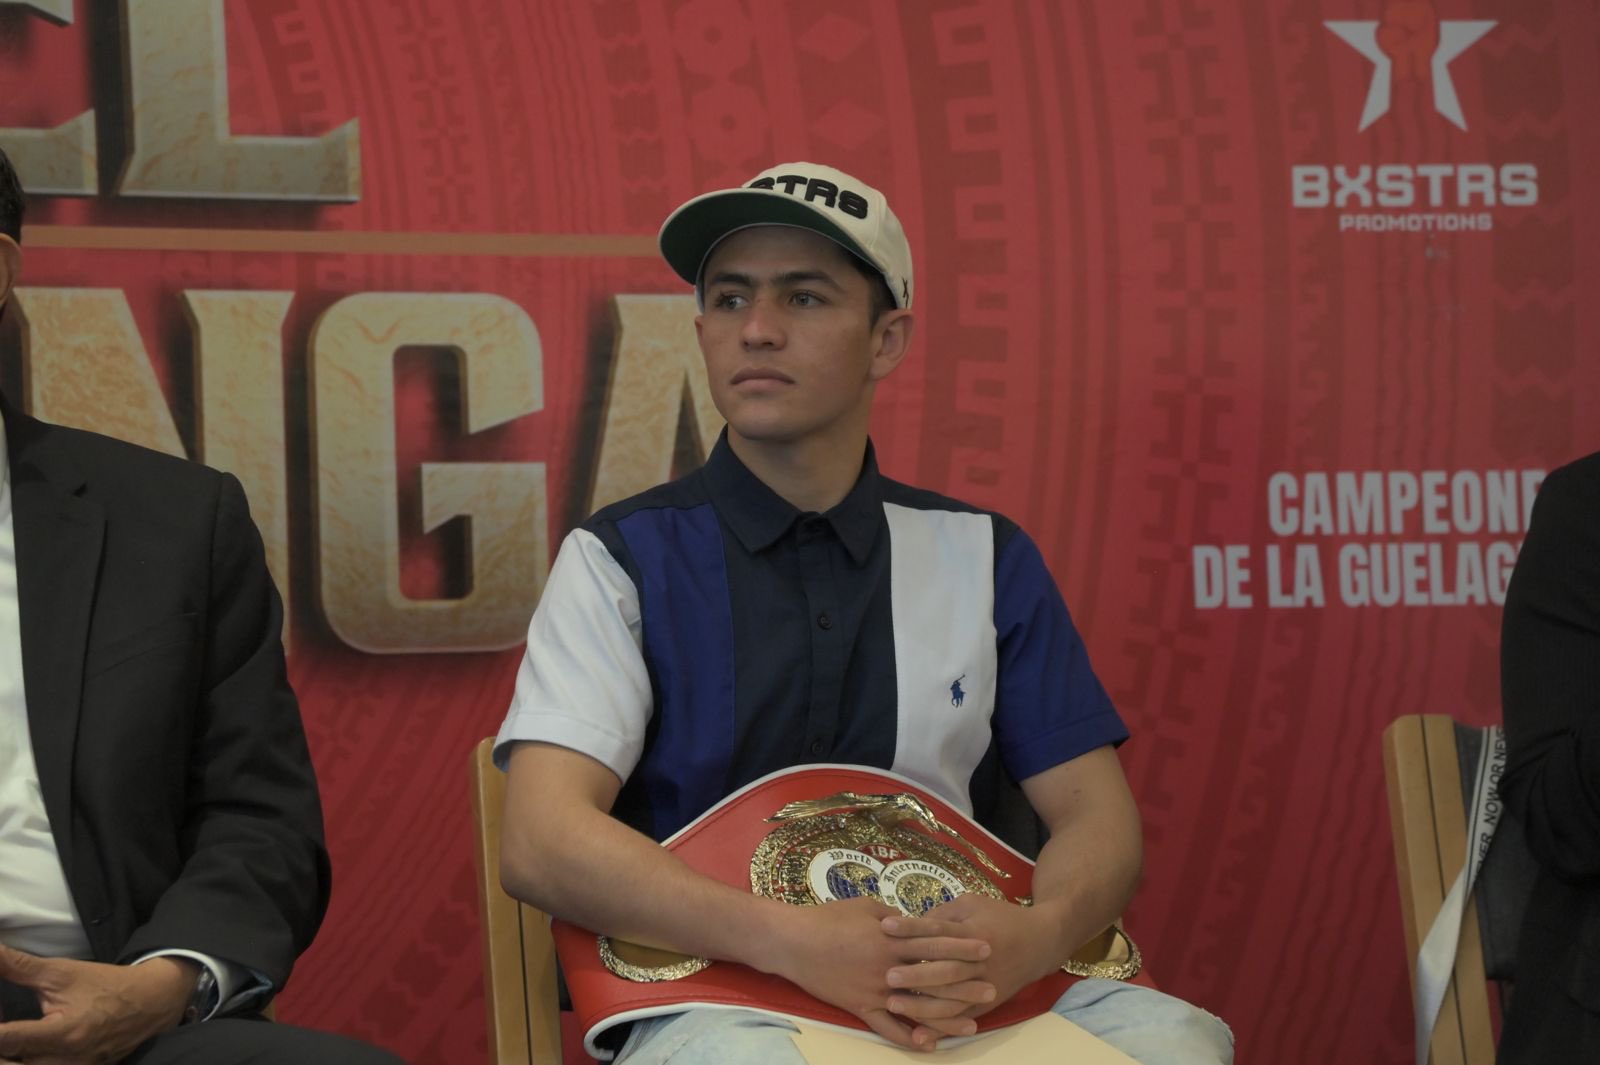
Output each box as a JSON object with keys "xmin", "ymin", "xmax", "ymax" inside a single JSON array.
[{"xmin": 2, "ymin": 1, "xmax": 1595, "ymax": 1061}]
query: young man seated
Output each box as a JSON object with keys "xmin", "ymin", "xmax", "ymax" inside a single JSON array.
[{"xmin": 495, "ymin": 162, "xmax": 1232, "ymax": 1064}]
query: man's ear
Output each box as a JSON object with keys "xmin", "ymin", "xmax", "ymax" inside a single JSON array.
[
  {"xmin": 867, "ymin": 309, "xmax": 914, "ymax": 382},
  {"xmin": 0, "ymin": 234, "xmax": 19, "ymax": 312}
]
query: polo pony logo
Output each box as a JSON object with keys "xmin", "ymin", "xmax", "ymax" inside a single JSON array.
[{"xmin": 950, "ymin": 674, "xmax": 966, "ymax": 708}]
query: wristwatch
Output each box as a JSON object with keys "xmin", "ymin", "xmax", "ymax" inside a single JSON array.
[{"xmin": 181, "ymin": 966, "xmax": 218, "ymax": 1026}]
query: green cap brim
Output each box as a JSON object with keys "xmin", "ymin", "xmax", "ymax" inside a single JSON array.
[{"xmin": 658, "ymin": 189, "xmax": 876, "ymax": 290}]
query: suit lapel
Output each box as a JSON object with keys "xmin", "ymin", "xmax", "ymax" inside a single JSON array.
[{"xmin": 4, "ymin": 405, "xmax": 104, "ymax": 872}]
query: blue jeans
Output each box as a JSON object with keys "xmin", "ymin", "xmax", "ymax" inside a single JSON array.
[{"xmin": 615, "ymin": 979, "xmax": 1233, "ymax": 1064}]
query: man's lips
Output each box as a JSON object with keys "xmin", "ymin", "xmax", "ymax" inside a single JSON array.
[{"xmin": 731, "ymin": 368, "xmax": 795, "ymax": 385}]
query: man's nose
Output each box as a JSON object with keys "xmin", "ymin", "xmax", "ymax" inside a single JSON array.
[{"xmin": 740, "ymin": 298, "xmax": 784, "ymax": 348}]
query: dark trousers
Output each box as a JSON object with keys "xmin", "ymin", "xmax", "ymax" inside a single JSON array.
[
  {"xmin": 3, "ymin": 980, "xmax": 405, "ymax": 1064},
  {"xmin": 1497, "ymin": 974, "xmax": 1600, "ymax": 1065},
  {"xmin": 121, "ymin": 1013, "xmax": 406, "ymax": 1065}
]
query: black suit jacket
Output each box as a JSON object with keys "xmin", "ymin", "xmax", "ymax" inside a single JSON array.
[
  {"xmin": 1499, "ymin": 450, "xmax": 1600, "ymax": 1063},
  {"xmin": 2, "ymin": 395, "xmax": 329, "ymax": 991}
]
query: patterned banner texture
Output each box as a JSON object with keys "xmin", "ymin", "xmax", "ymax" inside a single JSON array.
[{"xmin": 2, "ymin": 1, "xmax": 1595, "ymax": 1061}]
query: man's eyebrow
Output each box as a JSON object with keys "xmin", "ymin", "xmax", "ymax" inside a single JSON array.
[
  {"xmin": 702, "ymin": 268, "xmax": 847, "ymax": 290},
  {"xmin": 703, "ymin": 269, "xmax": 754, "ymax": 289},
  {"xmin": 773, "ymin": 269, "xmax": 846, "ymax": 290}
]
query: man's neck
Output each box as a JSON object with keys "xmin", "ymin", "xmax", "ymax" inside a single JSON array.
[{"xmin": 727, "ymin": 429, "xmax": 868, "ymax": 514}]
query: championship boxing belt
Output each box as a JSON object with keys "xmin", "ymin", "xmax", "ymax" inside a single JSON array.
[{"xmin": 552, "ymin": 765, "xmax": 1149, "ymax": 1057}]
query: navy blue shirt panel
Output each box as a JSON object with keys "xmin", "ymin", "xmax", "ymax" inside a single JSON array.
[
  {"xmin": 612, "ymin": 502, "xmax": 737, "ymax": 841},
  {"xmin": 992, "ymin": 529, "xmax": 1127, "ymax": 779},
  {"xmin": 722, "ymin": 515, "xmax": 900, "ymax": 792}
]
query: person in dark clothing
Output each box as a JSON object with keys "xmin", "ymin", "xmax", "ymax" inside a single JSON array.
[
  {"xmin": 1498, "ymin": 449, "xmax": 1600, "ymax": 1063},
  {"xmin": 0, "ymin": 147, "xmax": 403, "ymax": 1065}
]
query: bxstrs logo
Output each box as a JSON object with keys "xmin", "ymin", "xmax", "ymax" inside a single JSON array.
[
  {"xmin": 1292, "ymin": 2, "xmax": 1537, "ymax": 234},
  {"xmin": 1326, "ymin": 6, "xmax": 1493, "ymax": 131}
]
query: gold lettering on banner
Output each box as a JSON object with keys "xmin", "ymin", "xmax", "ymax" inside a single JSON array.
[
  {"xmin": 14, "ymin": 289, "xmax": 298, "ymax": 647},
  {"xmin": 420, "ymin": 458, "xmax": 548, "ymax": 634},
  {"xmin": 310, "ymin": 293, "xmax": 545, "ymax": 653},
  {"xmin": 588, "ymin": 295, "xmax": 719, "ymax": 512},
  {"xmin": 4, "ymin": 0, "xmax": 70, "ymax": 20},
  {"xmin": 185, "ymin": 291, "xmax": 293, "ymax": 647},
  {"xmin": 0, "ymin": 2, "xmax": 97, "ymax": 194},
  {"xmin": 118, "ymin": 0, "xmax": 360, "ymax": 201},
  {"xmin": 11, "ymin": 288, "xmax": 185, "ymax": 456}
]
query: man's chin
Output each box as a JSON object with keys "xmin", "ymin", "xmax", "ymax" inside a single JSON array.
[
  {"xmin": 727, "ymin": 421, "xmax": 805, "ymax": 446},
  {"xmin": 724, "ymin": 409, "xmax": 866, "ymax": 452}
]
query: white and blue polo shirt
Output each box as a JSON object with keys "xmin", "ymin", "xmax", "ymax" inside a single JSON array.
[{"xmin": 495, "ymin": 434, "xmax": 1126, "ymax": 842}]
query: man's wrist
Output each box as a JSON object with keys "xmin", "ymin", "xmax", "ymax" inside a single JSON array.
[
  {"xmin": 131, "ymin": 956, "xmax": 202, "ymax": 1030},
  {"xmin": 733, "ymin": 895, "xmax": 800, "ymax": 976},
  {"xmin": 1021, "ymin": 897, "xmax": 1081, "ymax": 976},
  {"xmin": 131, "ymin": 949, "xmax": 262, "ymax": 1020}
]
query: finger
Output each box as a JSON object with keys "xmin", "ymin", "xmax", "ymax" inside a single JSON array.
[
  {"xmin": 860, "ymin": 1008, "xmax": 920, "ymax": 1050},
  {"xmin": 925, "ymin": 894, "xmax": 982, "ymax": 921},
  {"xmin": 893, "ymin": 978, "xmax": 997, "ymax": 1005},
  {"xmin": 879, "ymin": 915, "xmax": 975, "ymax": 940},
  {"xmin": 0, "ymin": 945, "xmax": 43, "ymax": 986},
  {"xmin": 888, "ymin": 959, "xmax": 990, "ymax": 990},
  {"xmin": 963, "ymin": 996, "xmax": 1002, "ymax": 1021},
  {"xmin": 840, "ymin": 898, "xmax": 901, "ymax": 921},
  {"xmin": 918, "ymin": 1013, "xmax": 981, "ymax": 1038},
  {"xmin": 890, "ymin": 936, "xmax": 991, "ymax": 965},
  {"xmin": 912, "ymin": 1016, "xmax": 979, "ymax": 1046},
  {"xmin": 0, "ymin": 1014, "xmax": 73, "ymax": 1056},
  {"xmin": 886, "ymin": 992, "xmax": 981, "ymax": 1022}
]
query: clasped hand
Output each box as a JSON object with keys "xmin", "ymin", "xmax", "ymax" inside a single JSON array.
[
  {"xmin": 0, "ymin": 945, "xmax": 192, "ymax": 1065},
  {"xmin": 771, "ymin": 894, "xmax": 1054, "ymax": 1051}
]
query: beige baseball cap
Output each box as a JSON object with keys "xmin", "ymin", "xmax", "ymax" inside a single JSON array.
[{"xmin": 658, "ymin": 162, "xmax": 913, "ymax": 310}]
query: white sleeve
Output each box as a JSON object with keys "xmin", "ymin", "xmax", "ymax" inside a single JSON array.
[
  {"xmin": 492, "ymin": 527, "xmax": 651, "ymax": 781},
  {"xmin": 131, "ymin": 949, "xmax": 268, "ymax": 1020}
]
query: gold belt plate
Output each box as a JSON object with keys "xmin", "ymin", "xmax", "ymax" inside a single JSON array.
[{"xmin": 750, "ymin": 791, "xmax": 1008, "ymax": 915}]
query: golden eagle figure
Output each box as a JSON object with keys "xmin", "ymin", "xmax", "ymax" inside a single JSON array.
[{"xmin": 768, "ymin": 791, "xmax": 1010, "ymax": 879}]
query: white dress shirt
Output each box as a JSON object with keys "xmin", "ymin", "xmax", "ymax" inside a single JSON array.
[
  {"xmin": 0, "ymin": 413, "xmax": 95, "ymax": 959},
  {"xmin": 0, "ymin": 409, "xmax": 252, "ymax": 1018}
]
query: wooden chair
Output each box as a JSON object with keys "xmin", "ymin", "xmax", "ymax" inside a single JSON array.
[
  {"xmin": 470, "ymin": 736, "xmax": 564, "ymax": 1065},
  {"xmin": 1382, "ymin": 714, "xmax": 1537, "ymax": 1065}
]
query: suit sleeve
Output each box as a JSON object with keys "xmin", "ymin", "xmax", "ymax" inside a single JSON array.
[
  {"xmin": 116, "ymin": 473, "xmax": 330, "ymax": 988},
  {"xmin": 1500, "ymin": 458, "xmax": 1600, "ymax": 884}
]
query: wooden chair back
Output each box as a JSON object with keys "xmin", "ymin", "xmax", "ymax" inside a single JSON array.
[
  {"xmin": 470, "ymin": 736, "xmax": 563, "ymax": 1065},
  {"xmin": 1382, "ymin": 714, "xmax": 1497, "ymax": 1065}
]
